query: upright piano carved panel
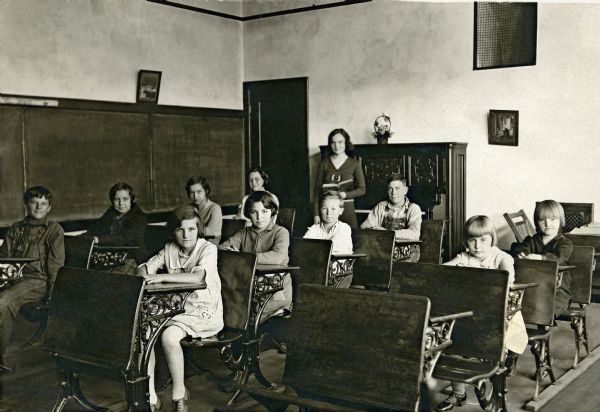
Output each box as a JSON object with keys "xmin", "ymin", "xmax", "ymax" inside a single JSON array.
[{"xmin": 320, "ymin": 143, "xmax": 467, "ymax": 260}]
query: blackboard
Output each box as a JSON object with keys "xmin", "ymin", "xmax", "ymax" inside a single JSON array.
[
  {"xmin": 0, "ymin": 107, "xmax": 25, "ymax": 223},
  {"xmin": 152, "ymin": 114, "xmax": 244, "ymax": 210},
  {"xmin": 24, "ymin": 108, "xmax": 152, "ymax": 221},
  {"xmin": 0, "ymin": 103, "xmax": 244, "ymax": 226}
]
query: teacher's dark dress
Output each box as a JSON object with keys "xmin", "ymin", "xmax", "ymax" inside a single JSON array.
[{"xmin": 313, "ymin": 157, "xmax": 366, "ymax": 228}]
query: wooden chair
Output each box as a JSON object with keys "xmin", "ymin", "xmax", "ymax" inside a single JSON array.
[
  {"xmin": 181, "ymin": 250, "xmax": 257, "ymax": 403},
  {"xmin": 419, "ymin": 219, "xmax": 446, "ymax": 264},
  {"xmin": 20, "ymin": 236, "xmax": 96, "ymax": 347},
  {"xmin": 276, "ymin": 208, "xmax": 296, "ymax": 237},
  {"xmin": 44, "ymin": 267, "xmax": 145, "ymax": 412},
  {"xmin": 515, "ymin": 259, "xmax": 559, "ymax": 400},
  {"xmin": 556, "ymin": 245, "xmax": 595, "ymax": 367},
  {"xmin": 390, "ymin": 262, "xmax": 511, "ymax": 411},
  {"xmin": 240, "ymin": 284, "xmax": 431, "ymax": 411},
  {"xmin": 504, "ymin": 209, "xmax": 536, "ymax": 242},
  {"xmin": 145, "ymin": 224, "xmax": 171, "ymax": 258},
  {"xmin": 220, "ymin": 219, "xmax": 247, "ymax": 244},
  {"xmin": 350, "ymin": 228, "xmax": 395, "ymax": 291}
]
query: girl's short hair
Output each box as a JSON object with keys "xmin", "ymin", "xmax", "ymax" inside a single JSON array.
[
  {"xmin": 534, "ymin": 200, "xmax": 565, "ymax": 232},
  {"xmin": 23, "ymin": 186, "xmax": 53, "ymax": 204},
  {"xmin": 327, "ymin": 128, "xmax": 354, "ymax": 155},
  {"xmin": 387, "ymin": 173, "xmax": 407, "ymax": 186},
  {"xmin": 109, "ymin": 182, "xmax": 135, "ymax": 204},
  {"xmin": 166, "ymin": 206, "xmax": 201, "ymax": 236},
  {"xmin": 185, "ymin": 176, "xmax": 211, "ymax": 197},
  {"xmin": 243, "ymin": 191, "xmax": 279, "ymax": 219},
  {"xmin": 464, "ymin": 215, "xmax": 498, "ymax": 247},
  {"xmin": 319, "ymin": 190, "xmax": 344, "ymax": 209},
  {"xmin": 247, "ymin": 167, "xmax": 270, "ymax": 188}
]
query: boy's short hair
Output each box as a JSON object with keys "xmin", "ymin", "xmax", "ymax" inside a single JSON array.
[
  {"xmin": 319, "ymin": 190, "xmax": 344, "ymax": 209},
  {"xmin": 23, "ymin": 186, "xmax": 52, "ymax": 204},
  {"xmin": 244, "ymin": 191, "xmax": 279, "ymax": 219},
  {"xmin": 166, "ymin": 206, "xmax": 201, "ymax": 235},
  {"xmin": 109, "ymin": 182, "xmax": 136, "ymax": 203},
  {"xmin": 387, "ymin": 173, "xmax": 408, "ymax": 186},
  {"xmin": 247, "ymin": 167, "xmax": 270, "ymax": 187},
  {"xmin": 534, "ymin": 200, "xmax": 565, "ymax": 231},
  {"xmin": 185, "ymin": 176, "xmax": 211, "ymax": 197},
  {"xmin": 464, "ymin": 215, "xmax": 498, "ymax": 247}
]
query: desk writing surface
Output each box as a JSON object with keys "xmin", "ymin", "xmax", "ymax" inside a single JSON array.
[
  {"xmin": 144, "ymin": 281, "xmax": 206, "ymax": 294},
  {"xmin": 331, "ymin": 253, "xmax": 367, "ymax": 259},
  {"xmin": 255, "ymin": 264, "xmax": 300, "ymax": 273},
  {"xmin": 0, "ymin": 257, "xmax": 38, "ymax": 264},
  {"xmin": 570, "ymin": 226, "xmax": 600, "ymax": 235}
]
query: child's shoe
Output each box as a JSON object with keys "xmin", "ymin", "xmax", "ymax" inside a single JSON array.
[
  {"xmin": 435, "ymin": 392, "xmax": 467, "ymax": 411},
  {"xmin": 171, "ymin": 388, "xmax": 189, "ymax": 412}
]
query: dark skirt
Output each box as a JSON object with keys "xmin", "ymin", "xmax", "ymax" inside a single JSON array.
[{"xmin": 340, "ymin": 200, "xmax": 358, "ymax": 228}]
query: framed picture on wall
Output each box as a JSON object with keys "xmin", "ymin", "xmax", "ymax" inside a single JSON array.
[
  {"xmin": 136, "ymin": 70, "xmax": 162, "ymax": 103},
  {"xmin": 488, "ymin": 110, "xmax": 518, "ymax": 146}
]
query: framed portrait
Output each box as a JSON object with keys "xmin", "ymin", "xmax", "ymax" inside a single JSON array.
[
  {"xmin": 136, "ymin": 70, "xmax": 162, "ymax": 103},
  {"xmin": 488, "ymin": 110, "xmax": 518, "ymax": 146}
]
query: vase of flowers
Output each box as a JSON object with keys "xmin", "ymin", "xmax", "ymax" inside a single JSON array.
[{"xmin": 372, "ymin": 113, "xmax": 393, "ymax": 144}]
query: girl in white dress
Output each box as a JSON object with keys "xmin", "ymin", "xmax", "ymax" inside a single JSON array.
[{"xmin": 138, "ymin": 206, "xmax": 223, "ymax": 412}]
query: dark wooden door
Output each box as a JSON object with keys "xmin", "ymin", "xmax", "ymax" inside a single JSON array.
[{"xmin": 243, "ymin": 78, "xmax": 310, "ymax": 227}]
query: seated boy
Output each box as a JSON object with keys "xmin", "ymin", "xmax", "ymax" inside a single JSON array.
[
  {"xmin": 304, "ymin": 190, "xmax": 353, "ymax": 287},
  {"xmin": 219, "ymin": 191, "xmax": 290, "ymax": 318},
  {"xmin": 0, "ymin": 186, "xmax": 65, "ymax": 371},
  {"xmin": 360, "ymin": 173, "xmax": 422, "ymax": 262},
  {"xmin": 304, "ymin": 190, "xmax": 353, "ymax": 254}
]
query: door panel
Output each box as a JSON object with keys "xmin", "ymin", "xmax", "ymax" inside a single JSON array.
[{"xmin": 244, "ymin": 78, "xmax": 310, "ymax": 227}]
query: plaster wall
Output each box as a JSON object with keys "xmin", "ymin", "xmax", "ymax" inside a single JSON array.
[
  {"xmin": 0, "ymin": 0, "xmax": 242, "ymax": 108},
  {"xmin": 243, "ymin": 1, "xmax": 600, "ymax": 247}
]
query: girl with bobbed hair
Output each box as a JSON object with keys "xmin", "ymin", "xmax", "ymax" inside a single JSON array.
[{"xmin": 86, "ymin": 182, "xmax": 147, "ymax": 272}]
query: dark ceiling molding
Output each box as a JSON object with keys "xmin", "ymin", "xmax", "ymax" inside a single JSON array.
[{"xmin": 147, "ymin": 0, "xmax": 372, "ymax": 21}]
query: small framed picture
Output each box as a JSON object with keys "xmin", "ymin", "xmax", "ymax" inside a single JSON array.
[
  {"xmin": 488, "ymin": 110, "xmax": 518, "ymax": 146},
  {"xmin": 136, "ymin": 70, "xmax": 162, "ymax": 103}
]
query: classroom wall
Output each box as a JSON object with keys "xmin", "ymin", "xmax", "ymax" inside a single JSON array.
[
  {"xmin": 0, "ymin": 0, "xmax": 243, "ymax": 109},
  {"xmin": 242, "ymin": 0, "xmax": 600, "ymax": 248}
]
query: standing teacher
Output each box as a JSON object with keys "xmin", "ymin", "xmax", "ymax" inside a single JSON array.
[{"xmin": 313, "ymin": 128, "xmax": 366, "ymax": 228}]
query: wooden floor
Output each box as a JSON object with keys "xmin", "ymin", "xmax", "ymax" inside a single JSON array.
[{"xmin": 2, "ymin": 313, "xmax": 600, "ymax": 411}]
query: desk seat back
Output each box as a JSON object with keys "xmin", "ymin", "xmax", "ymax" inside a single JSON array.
[
  {"xmin": 515, "ymin": 260, "xmax": 558, "ymax": 326},
  {"xmin": 286, "ymin": 284, "xmax": 430, "ymax": 411},
  {"xmin": 569, "ymin": 246, "xmax": 595, "ymax": 304},
  {"xmin": 218, "ymin": 250, "xmax": 256, "ymax": 331},
  {"xmin": 289, "ymin": 238, "xmax": 332, "ymax": 294},
  {"xmin": 391, "ymin": 262, "xmax": 508, "ymax": 361},
  {"xmin": 44, "ymin": 267, "xmax": 144, "ymax": 370},
  {"xmin": 220, "ymin": 219, "xmax": 247, "ymax": 245},
  {"xmin": 276, "ymin": 208, "xmax": 296, "ymax": 237},
  {"xmin": 419, "ymin": 219, "xmax": 446, "ymax": 264},
  {"xmin": 145, "ymin": 225, "xmax": 172, "ymax": 259},
  {"xmin": 350, "ymin": 229, "xmax": 395, "ymax": 290},
  {"xmin": 64, "ymin": 236, "xmax": 95, "ymax": 269}
]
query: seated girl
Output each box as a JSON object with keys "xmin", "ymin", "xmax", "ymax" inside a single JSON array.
[
  {"xmin": 220, "ymin": 191, "xmax": 290, "ymax": 318},
  {"xmin": 236, "ymin": 168, "xmax": 279, "ymax": 225},
  {"xmin": 360, "ymin": 174, "xmax": 422, "ymax": 262},
  {"xmin": 437, "ymin": 215, "xmax": 527, "ymax": 412},
  {"xmin": 510, "ymin": 200, "xmax": 574, "ymax": 314},
  {"xmin": 138, "ymin": 206, "xmax": 223, "ymax": 412},
  {"xmin": 185, "ymin": 175, "xmax": 222, "ymax": 245},
  {"xmin": 87, "ymin": 182, "xmax": 147, "ymax": 273}
]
